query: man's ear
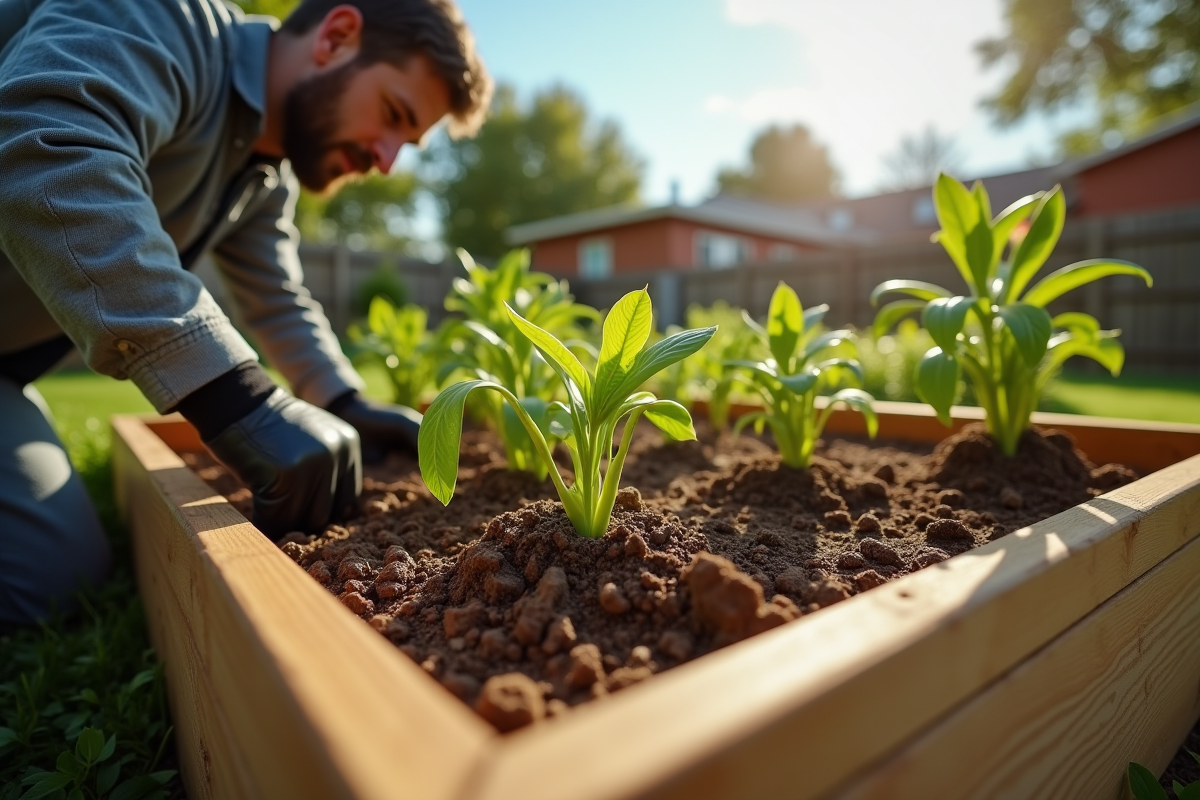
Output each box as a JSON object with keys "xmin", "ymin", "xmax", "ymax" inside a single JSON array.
[{"xmin": 312, "ymin": 5, "xmax": 363, "ymax": 68}]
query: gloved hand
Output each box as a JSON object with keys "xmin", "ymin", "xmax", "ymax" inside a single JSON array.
[
  {"xmin": 327, "ymin": 391, "xmax": 421, "ymax": 464},
  {"xmin": 204, "ymin": 388, "xmax": 361, "ymax": 538}
]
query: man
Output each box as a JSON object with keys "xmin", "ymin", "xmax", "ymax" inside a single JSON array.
[{"xmin": 0, "ymin": 0, "xmax": 492, "ymax": 626}]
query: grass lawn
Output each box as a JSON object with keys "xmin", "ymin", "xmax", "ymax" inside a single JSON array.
[
  {"xmin": 2, "ymin": 366, "xmax": 1196, "ymax": 798},
  {"xmin": 1041, "ymin": 370, "xmax": 1200, "ymax": 425}
]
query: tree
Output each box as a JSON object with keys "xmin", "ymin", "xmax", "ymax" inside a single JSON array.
[
  {"xmin": 879, "ymin": 126, "xmax": 964, "ymax": 191},
  {"xmin": 978, "ymin": 0, "xmax": 1200, "ymax": 155},
  {"xmin": 422, "ymin": 84, "xmax": 643, "ymax": 259},
  {"xmin": 715, "ymin": 124, "xmax": 839, "ymax": 203},
  {"xmin": 294, "ymin": 172, "xmax": 420, "ymax": 253}
]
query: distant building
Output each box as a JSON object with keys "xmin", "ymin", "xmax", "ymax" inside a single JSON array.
[{"xmin": 506, "ymin": 104, "xmax": 1200, "ymax": 280}]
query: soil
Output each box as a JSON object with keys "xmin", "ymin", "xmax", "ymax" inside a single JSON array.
[
  {"xmin": 184, "ymin": 421, "xmax": 1138, "ymax": 734},
  {"xmin": 1162, "ymin": 715, "xmax": 1200, "ymax": 791}
]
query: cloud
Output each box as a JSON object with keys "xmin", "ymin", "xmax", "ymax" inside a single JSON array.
[{"xmin": 712, "ymin": 0, "xmax": 1013, "ymax": 192}]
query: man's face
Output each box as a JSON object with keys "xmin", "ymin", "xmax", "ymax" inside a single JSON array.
[{"xmin": 282, "ymin": 53, "xmax": 452, "ymax": 193}]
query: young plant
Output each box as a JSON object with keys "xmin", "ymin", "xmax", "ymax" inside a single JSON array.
[
  {"xmin": 348, "ymin": 297, "xmax": 443, "ymax": 409},
  {"xmin": 442, "ymin": 248, "xmax": 599, "ymax": 477},
  {"xmin": 726, "ymin": 281, "xmax": 877, "ymax": 468},
  {"xmin": 872, "ymin": 174, "xmax": 1152, "ymax": 456},
  {"xmin": 420, "ymin": 288, "xmax": 716, "ymax": 538},
  {"xmin": 678, "ymin": 301, "xmax": 764, "ymax": 431},
  {"xmin": 1128, "ymin": 753, "xmax": 1200, "ymax": 800}
]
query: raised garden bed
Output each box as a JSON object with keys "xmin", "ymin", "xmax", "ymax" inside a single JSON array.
[{"xmin": 112, "ymin": 404, "xmax": 1200, "ymax": 800}]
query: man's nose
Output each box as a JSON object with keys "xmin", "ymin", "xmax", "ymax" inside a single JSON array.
[{"xmin": 372, "ymin": 137, "xmax": 402, "ymax": 174}]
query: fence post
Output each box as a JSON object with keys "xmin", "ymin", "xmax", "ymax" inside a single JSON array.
[
  {"xmin": 330, "ymin": 243, "xmax": 351, "ymax": 333},
  {"xmin": 1083, "ymin": 219, "xmax": 1107, "ymax": 321},
  {"xmin": 652, "ymin": 270, "xmax": 683, "ymax": 330},
  {"xmin": 840, "ymin": 250, "xmax": 860, "ymax": 327}
]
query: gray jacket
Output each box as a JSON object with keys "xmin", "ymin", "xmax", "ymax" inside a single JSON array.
[{"xmin": 0, "ymin": 0, "xmax": 363, "ymax": 411}]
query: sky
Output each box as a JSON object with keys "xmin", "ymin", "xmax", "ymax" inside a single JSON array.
[{"xmin": 444, "ymin": 0, "xmax": 1092, "ymax": 203}]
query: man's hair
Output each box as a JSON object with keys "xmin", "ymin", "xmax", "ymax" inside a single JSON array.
[{"xmin": 280, "ymin": 0, "xmax": 492, "ymax": 138}]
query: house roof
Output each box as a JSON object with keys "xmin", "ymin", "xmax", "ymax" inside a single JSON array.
[
  {"xmin": 504, "ymin": 196, "xmax": 868, "ymax": 247},
  {"xmin": 1054, "ymin": 102, "xmax": 1200, "ymax": 178}
]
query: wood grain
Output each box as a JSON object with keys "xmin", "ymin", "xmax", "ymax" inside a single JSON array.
[
  {"xmin": 832, "ymin": 531, "xmax": 1200, "ymax": 800},
  {"xmin": 470, "ymin": 454, "xmax": 1200, "ymax": 800},
  {"xmin": 112, "ymin": 416, "xmax": 494, "ymax": 800}
]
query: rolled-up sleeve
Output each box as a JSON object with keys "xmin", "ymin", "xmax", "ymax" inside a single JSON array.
[
  {"xmin": 212, "ymin": 168, "xmax": 364, "ymax": 408},
  {"xmin": 0, "ymin": 2, "xmax": 258, "ymax": 411}
]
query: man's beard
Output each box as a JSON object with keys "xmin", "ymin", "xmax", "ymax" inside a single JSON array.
[{"xmin": 281, "ymin": 61, "xmax": 374, "ymax": 192}]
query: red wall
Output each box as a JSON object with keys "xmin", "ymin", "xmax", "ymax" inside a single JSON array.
[
  {"xmin": 529, "ymin": 216, "xmax": 820, "ymax": 277},
  {"xmin": 1077, "ymin": 125, "xmax": 1200, "ymax": 217}
]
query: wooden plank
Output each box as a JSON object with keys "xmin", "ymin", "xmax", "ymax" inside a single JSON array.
[
  {"xmin": 111, "ymin": 416, "xmax": 495, "ymax": 800},
  {"xmin": 469, "ymin": 455, "xmax": 1200, "ymax": 800},
  {"xmin": 832, "ymin": 531, "xmax": 1200, "ymax": 800}
]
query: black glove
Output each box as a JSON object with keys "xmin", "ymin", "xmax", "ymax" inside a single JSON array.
[
  {"xmin": 327, "ymin": 391, "xmax": 421, "ymax": 465},
  {"xmin": 204, "ymin": 388, "xmax": 362, "ymax": 538}
]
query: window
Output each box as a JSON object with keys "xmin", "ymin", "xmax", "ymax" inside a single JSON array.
[
  {"xmin": 768, "ymin": 243, "xmax": 799, "ymax": 262},
  {"xmin": 912, "ymin": 195, "xmax": 937, "ymax": 225},
  {"xmin": 578, "ymin": 238, "xmax": 613, "ymax": 279},
  {"xmin": 828, "ymin": 208, "xmax": 854, "ymax": 232},
  {"xmin": 695, "ymin": 231, "xmax": 751, "ymax": 269}
]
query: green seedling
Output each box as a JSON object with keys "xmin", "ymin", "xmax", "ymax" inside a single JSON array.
[
  {"xmin": 872, "ymin": 174, "xmax": 1152, "ymax": 456},
  {"xmin": 349, "ymin": 297, "xmax": 443, "ymax": 409},
  {"xmin": 442, "ymin": 248, "xmax": 599, "ymax": 477},
  {"xmin": 673, "ymin": 301, "xmax": 763, "ymax": 431},
  {"xmin": 420, "ymin": 288, "xmax": 715, "ymax": 538},
  {"xmin": 726, "ymin": 281, "xmax": 877, "ymax": 468},
  {"xmin": 1128, "ymin": 752, "xmax": 1200, "ymax": 800}
]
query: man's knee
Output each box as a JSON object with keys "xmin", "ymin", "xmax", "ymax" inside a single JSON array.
[{"xmin": 0, "ymin": 379, "xmax": 111, "ymax": 627}]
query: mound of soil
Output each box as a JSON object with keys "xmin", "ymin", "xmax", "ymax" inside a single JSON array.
[{"xmin": 184, "ymin": 421, "xmax": 1136, "ymax": 733}]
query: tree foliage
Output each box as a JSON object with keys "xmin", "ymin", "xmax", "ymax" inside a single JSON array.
[
  {"xmin": 422, "ymin": 84, "xmax": 644, "ymax": 259},
  {"xmin": 978, "ymin": 0, "xmax": 1200, "ymax": 153},
  {"xmin": 880, "ymin": 126, "xmax": 964, "ymax": 192},
  {"xmin": 716, "ymin": 124, "xmax": 839, "ymax": 203},
  {"xmin": 294, "ymin": 173, "xmax": 420, "ymax": 252}
]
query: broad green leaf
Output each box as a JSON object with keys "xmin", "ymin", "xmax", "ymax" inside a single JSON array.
[
  {"xmin": 965, "ymin": 219, "xmax": 995, "ymax": 293},
  {"xmin": 991, "ymin": 193, "xmax": 1039, "ymax": 261},
  {"xmin": 802, "ymin": 303, "xmax": 829, "ymax": 334},
  {"xmin": 1007, "ymin": 186, "xmax": 1065, "ymax": 302},
  {"xmin": 814, "ymin": 358, "xmax": 865, "ymax": 385},
  {"xmin": 596, "ymin": 289, "xmax": 654, "ymax": 405},
  {"xmin": 933, "ymin": 174, "xmax": 981, "ymax": 288},
  {"xmin": 606, "ymin": 326, "xmax": 717, "ymax": 416},
  {"xmin": 58, "ymin": 751, "xmax": 82, "ymax": 777},
  {"xmin": 798, "ymin": 329, "xmax": 851, "ymax": 366},
  {"xmin": 998, "ymin": 303, "xmax": 1053, "ymax": 367},
  {"xmin": 366, "ymin": 295, "xmax": 395, "ymax": 335},
  {"xmin": 0, "ymin": 727, "xmax": 17, "ymax": 747},
  {"xmin": 922, "ymin": 296, "xmax": 975, "ymax": 353},
  {"xmin": 1042, "ymin": 334, "xmax": 1125, "ymax": 376},
  {"xmin": 20, "ymin": 773, "xmax": 73, "ymax": 798},
  {"xmin": 1179, "ymin": 782, "xmax": 1200, "ymax": 800},
  {"xmin": 915, "ymin": 347, "xmax": 960, "ymax": 425},
  {"xmin": 777, "ymin": 370, "xmax": 819, "ymax": 395},
  {"xmin": 766, "ymin": 282, "xmax": 804, "ymax": 368},
  {"xmin": 1051, "ymin": 312, "xmax": 1101, "ymax": 335},
  {"xmin": 641, "ymin": 399, "xmax": 697, "ymax": 441},
  {"xmin": 873, "ymin": 299, "xmax": 926, "ymax": 337},
  {"xmin": 826, "ymin": 388, "xmax": 879, "ymax": 438},
  {"xmin": 109, "ymin": 775, "xmax": 169, "ymax": 800},
  {"xmin": 76, "ymin": 727, "xmax": 105, "ymax": 763},
  {"xmin": 972, "ymin": 180, "xmax": 992, "ymax": 222},
  {"xmin": 506, "ymin": 303, "xmax": 591, "ymax": 396},
  {"xmin": 97, "ymin": 762, "xmax": 121, "ymax": 794},
  {"xmin": 870, "ymin": 280, "xmax": 952, "ymax": 306},
  {"xmin": 1126, "ymin": 763, "xmax": 1168, "ymax": 800},
  {"xmin": 420, "ymin": 379, "xmax": 505, "ymax": 504},
  {"xmin": 1021, "ymin": 259, "xmax": 1152, "ymax": 307}
]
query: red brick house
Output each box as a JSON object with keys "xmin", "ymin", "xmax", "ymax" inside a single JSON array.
[
  {"xmin": 505, "ymin": 195, "xmax": 864, "ymax": 279},
  {"xmin": 507, "ymin": 104, "xmax": 1200, "ymax": 280}
]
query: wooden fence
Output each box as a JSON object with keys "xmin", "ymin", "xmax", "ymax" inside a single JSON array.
[{"xmin": 197, "ymin": 205, "xmax": 1200, "ymax": 374}]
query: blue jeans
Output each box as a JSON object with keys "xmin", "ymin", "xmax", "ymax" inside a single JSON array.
[{"xmin": 0, "ymin": 378, "xmax": 111, "ymax": 628}]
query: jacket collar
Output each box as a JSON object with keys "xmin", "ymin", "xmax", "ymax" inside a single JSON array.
[{"xmin": 231, "ymin": 17, "xmax": 276, "ymax": 121}]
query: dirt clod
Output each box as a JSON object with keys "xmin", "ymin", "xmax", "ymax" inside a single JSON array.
[{"xmin": 476, "ymin": 673, "xmax": 546, "ymax": 732}]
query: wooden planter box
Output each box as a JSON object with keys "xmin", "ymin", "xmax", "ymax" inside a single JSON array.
[{"xmin": 111, "ymin": 404, "xmax": 1200, "ymax": 800}]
